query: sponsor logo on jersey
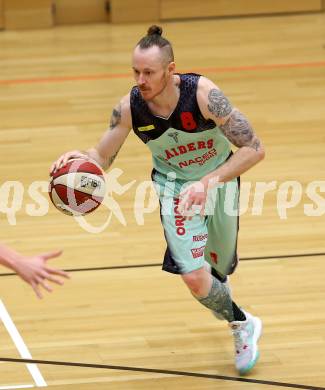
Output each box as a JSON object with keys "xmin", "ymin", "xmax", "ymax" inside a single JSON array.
[
  {"xmin": 193, "ymin": 234, "xmax": 208, "ymax": 242},
  {"xmin": 168, "ymin": 131, "xmax": 179, "ymax": 143},
  {"xmin": 173, "ymin": 198, "xmax": 186, "ymax": 236},
  {"xmin": 138, "ymin": 124, "xmax": 155, "ymax": 132},
  {"xmin": 191, "ymin": 245, "xmax": 205, "ymax": 259},
  {"xmin": 179, "ymin": 148, "xmax": 217, "ymax": 168}
]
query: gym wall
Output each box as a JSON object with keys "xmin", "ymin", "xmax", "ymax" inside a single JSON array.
[
  {"xmin": 0, "ymin": 0, "xmax": 324, "ymax": 30},
  {"xmin": 0, "ymin": 0, "xmax": 4, "ymax": 29},
  {"xmin": 160, "ymin": 0, "xmax": 323, "ymax": 20}
]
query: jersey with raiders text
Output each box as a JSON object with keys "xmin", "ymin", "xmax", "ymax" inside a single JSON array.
[{"xmin": 130, "ymin": 73, "xmax": 231, "ymax": 181}]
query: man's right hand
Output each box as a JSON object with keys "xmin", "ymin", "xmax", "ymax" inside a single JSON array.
[{"xmin": 50, "ymin": 150, "xmax": 89, "ymax": 175}]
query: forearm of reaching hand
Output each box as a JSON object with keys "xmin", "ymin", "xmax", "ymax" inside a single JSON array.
[{"xmin": 0, "ymin": 243, "xmax": 21, "ymax": 271}]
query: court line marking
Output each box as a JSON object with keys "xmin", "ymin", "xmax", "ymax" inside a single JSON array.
[
  {"xmin": 0, "ymin": 61, "xmax": 325, "ymax": 85},
  {"xmin": 0, "ymin": 357, "xmax": 323, "ymax": 390},
  {"xmin": 0, "ymin": 252, "xmax": 324, "ymax": 277},
  {"xmin": 0, "ymin": 386, "xmax": 34, "ymax": 389},
  {"xmin": 0, "ymin": 253, "xmax": 324, "ymax": 389},
  {"xmin": 0, "ymin": 300, "xmax": 47, "ymax": 387}
]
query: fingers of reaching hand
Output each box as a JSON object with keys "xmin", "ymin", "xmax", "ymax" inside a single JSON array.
[
  {"xmin": 43, "ymin": 269, "xmax": 67, "ymax": 285},
  {"xmin": 31, "ymin": 281, "xmax": 43, "ymax": 299},
  {"xmin": 31, "ymin": 275, "xmax": 63, "ymax": 299},
  {"xmin": 40, "ymin": 250, "xmax": 70, "ymax": 278},
  {"xmin": 39, "ymin": 250, "xmax": 70, "ymax": 279},
  {"xmin": 29, "ymin": 267, "xmax": 69, "ymax": 299},
  {"xmin": 36, "ymin": 277, "xmax": 53, "ymax": 293},
  {"xmin": 44, "ymin": 264, "xmax": 70, "ymax": 279},
  {"xmin": 41, "ymin": 250, "xmax": 63, "ymax": 261}
]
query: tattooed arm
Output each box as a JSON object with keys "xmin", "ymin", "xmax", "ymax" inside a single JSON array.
[
  {"xmin": 197, "ymin": 77, "xmax": 265, "ymax": 184},
  {"xmin": 86, "ymin": 94, "xmax": 132, "ymax": 170}
]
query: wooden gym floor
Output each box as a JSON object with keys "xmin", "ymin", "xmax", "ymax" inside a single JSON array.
[{"xmin": 0, "ymin": 11, "xmax": 325, "ymax": 389}]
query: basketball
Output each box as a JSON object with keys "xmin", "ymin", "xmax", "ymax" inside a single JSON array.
[{"xmin": 49, "ymin": 158, "xmax": 106, "ymax": 216}]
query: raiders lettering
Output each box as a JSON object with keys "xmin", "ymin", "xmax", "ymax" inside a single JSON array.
[
  {"xmin": 191, "ymin": 245, "xmax": 205, "ymax": 259},
  {"xmin": 193, "ymin": 234, "xmax": 208, "ymax": 242},
  {"xmin": 164, "ymin": 139, "xmax": 214, "ymax": 161},
  {"xmin": 163, "ymin": 139, "xmax": 217, "ymax": 169},
  {"xmin": 173, "ymin": 198, "xmax": 186, "ymax": 236}
]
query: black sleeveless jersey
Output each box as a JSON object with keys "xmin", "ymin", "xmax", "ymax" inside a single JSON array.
[
  {"xmin": 129, "ymin": 73, "xmax": 231, "ymax": 181},
  {"xmin": 130, "ymin": 73, "xmax": 216, "ymax": 142}
]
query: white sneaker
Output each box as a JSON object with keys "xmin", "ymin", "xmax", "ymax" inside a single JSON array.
[{"xmin": 229, "ymin": 311, "xmax": 262, "ymax": 375}]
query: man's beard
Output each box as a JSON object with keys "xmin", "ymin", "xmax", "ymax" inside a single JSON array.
[{"xmin": 141, "ymin": 73, "xmax": 169, "ymax": 102}]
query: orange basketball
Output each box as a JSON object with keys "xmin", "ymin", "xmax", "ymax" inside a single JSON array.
[{"xmin": 49, "ymin": 159, "xmax": 106, "ymax": 216}]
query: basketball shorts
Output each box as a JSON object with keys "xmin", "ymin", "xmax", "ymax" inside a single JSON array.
[{"xmin": 152, "ymin": 169, "xmax": 239, "ymax": 278}]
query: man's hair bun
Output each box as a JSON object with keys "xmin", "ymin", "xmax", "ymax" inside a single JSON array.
[
  {"xmin": 147, "ymin": 25, "xmax": 163, "ymax": 36},
  {"xmin": 136, "ymin": 25, "xmax": 173, "ymax": 64}
]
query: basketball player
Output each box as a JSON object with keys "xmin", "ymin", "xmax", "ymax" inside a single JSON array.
[
  {"xmin": 51, "ymin": 25, "xmax": 265, "ymax": 375},
  {"xmin": 0, "ymin": 243, "xmax": 69, "ymax": 299}
]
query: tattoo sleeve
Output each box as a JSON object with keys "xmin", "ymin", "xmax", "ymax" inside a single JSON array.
[
  {"xmin": 103, "ymin": 104, "xmax": 122, "ymax": 168},
  {"xmin": 107, "ymin": 147, "xmax": 121, "ymax": 167},
  {"xmin": 109, "ymin": 103, "xmax": 122, "ymax": 130},
  {"xmin": 208, "ymin": 88, "xmax": 233, "ymax": 118},
  {"xmin": 219, "ymin": 110, "xmax": 261, "ymax": 151}
]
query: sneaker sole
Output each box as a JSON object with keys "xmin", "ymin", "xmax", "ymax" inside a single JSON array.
[
  {"xmin": 239, "ymin": 351, "xmax": 260, "ymax": 375},
  {"xmin": 238, "ymin": 316, "xmax": 262, "ymax": 376}
]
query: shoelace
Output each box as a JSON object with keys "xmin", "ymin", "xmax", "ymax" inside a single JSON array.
[{"xmin": 232, "ymin": 325, "xmax": 249, "ymax": 354}]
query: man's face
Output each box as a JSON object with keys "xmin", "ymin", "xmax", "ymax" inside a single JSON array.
[{"xmin": 132, "ymin": 45, "xmax": 172, "ymax": 101}]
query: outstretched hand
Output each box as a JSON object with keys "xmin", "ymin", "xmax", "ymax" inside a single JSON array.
[{"xmin": 13, "ymin": 250, "xmax": 70, "ymax": 299}]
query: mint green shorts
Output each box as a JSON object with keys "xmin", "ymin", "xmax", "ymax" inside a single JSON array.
[{"xmin": 153, "ymin": 169, "xmax": 239, "ymax": 278}]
